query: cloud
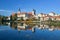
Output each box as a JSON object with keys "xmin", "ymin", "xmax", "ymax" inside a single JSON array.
[{"xmin": 0, "ymin": 10, "xmax": 12, "ymax": 12}]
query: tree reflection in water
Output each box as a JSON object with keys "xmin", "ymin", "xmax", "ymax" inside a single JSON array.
[{"xmin": 1, "ymin": 22, "xmax": 60, "ymax": 32}]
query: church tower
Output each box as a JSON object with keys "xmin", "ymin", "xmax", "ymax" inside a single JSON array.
[
  {"xmin": 18, "ymin": 8, "xmax": 21, "ymax": 13},
  {"xmin": 32, "ymin": 9, "xmax": 36, "ymax": 15}
]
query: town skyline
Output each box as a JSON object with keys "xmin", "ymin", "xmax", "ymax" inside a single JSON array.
[
  {"xmin": 0, "ymin": 8, "xmax": 60, "ymax": 16},
  {"xmin": 0, "ymin": 0, "xmax": 60, "ymax": 16},
  {"xmin": 0, "ymin": 0, "xmax": 60, "ymax": 40}
]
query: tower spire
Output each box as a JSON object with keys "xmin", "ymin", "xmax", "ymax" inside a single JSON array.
[
  {"xmin": 32, "ymin": 9, "xmax": 36, "ymax": 15},
  {"xmin": 18, "ymin": 8, "xmax": 21, "ymax": 13},
  {"xmin": 18, "ymin": 8, "xmax": 21, "ymax": 12}
]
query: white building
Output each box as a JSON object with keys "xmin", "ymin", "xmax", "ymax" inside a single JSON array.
[
  {"xmin": 38, "ymin": 13, "xmax": 48, "ymax": 21},
  {"xmin": 17, "ymin": 12, "xmax": 29, "ymax": 20},
  {"xmin": 17, "ymin": 9, "xmax": 36, "ymax": 20},
  {"xmin": 48, "ymin": 12, "xmax": 55, "ymax": 16},
  {"xmin": 7, "ymin": 16, "xmax": 10, "ymax": 20}
]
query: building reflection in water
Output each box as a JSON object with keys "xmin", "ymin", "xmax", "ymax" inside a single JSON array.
[
  {"xmin": 10, "ymin": 22, "xmax": 17, "ymax": 29},
  {"xmin": 10, "ymin": 22, "xmax": 56, "ymax": 31},
  {"xmin": 10, "ymin": 22, "xmax": 36, "ymax": 32},
  {"xmin": 0, "ymin": 22, "xmax": 10, "ymax": 26},
  {"xmin": 1, "ymin": 22, "xmax": 60, "ymax": 32}
]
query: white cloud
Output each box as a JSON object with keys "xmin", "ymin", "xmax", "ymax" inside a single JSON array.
[{"xmin": 0, "ymin": 10, "xmax": 12, "ymax": 12}]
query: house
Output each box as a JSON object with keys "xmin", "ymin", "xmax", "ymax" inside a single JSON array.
[
  {"xmin": 17, "ymin": 12, "xmax": 29, "ymax": 20},
  {"xmin": 38, "ymin": 12, "xmax": 60, "ymax": 21},
  {"xmin": 38, "ymin": 13, "xmax": 48, "ymax": 21},
  {"xmin": 27, "ymin": 12, "xmax": 34, "ymax": 18},
  {"xmin": 48, "ymin": 12, "xmax": 55, "ymax": 16},
  {"xmin": 55, "ymin": 16, "xmax": 60, "ymax": 21}
]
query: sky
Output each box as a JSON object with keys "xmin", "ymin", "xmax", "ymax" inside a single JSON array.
[{"xmin": 0, "ymin": 0, "xmax": 60, "ymax": 16}]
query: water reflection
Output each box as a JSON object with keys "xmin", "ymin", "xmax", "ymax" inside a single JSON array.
[
  {"xmin": 1, "ymin": 22, "xmax": 60, "ymax": 32},
  {"xmin": 1, "ymin": 22, "xmax": 60, "ymax": 40},
  {"xmin": 10, "ymin": 22, "xmax": 36, "ymax": 32}
]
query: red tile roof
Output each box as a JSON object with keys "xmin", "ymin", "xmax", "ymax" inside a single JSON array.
[
  {"xmin": 17, "ymin": 12, "xmax": 26, "ymax": 15},
  {"xmin": 28, "ymin": 12, "xmax": 32, "ymax": 15},
  {"xmin": 44, "ymin": 16, "xmax": 60, "ymax": 19},
  {"xmin": 12, "ymin": 13, "xmax": 15, "ymax": 16}
]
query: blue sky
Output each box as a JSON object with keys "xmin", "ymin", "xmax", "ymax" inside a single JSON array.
[{"xmin": 0, "ymin": 0, "xmax": 60, "ymax": 16}]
